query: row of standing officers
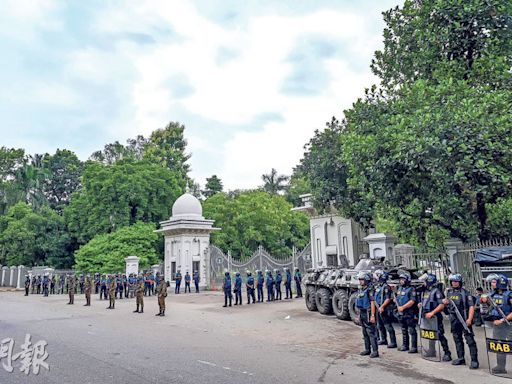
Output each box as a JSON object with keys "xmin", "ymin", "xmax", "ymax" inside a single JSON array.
[
  {"xmin": 355, "ymin": 270, "xmax": 512, "ymax": 375},
  {"xmin": 222, "ymin": 268, "xmax": 303, "ymax": 307}
]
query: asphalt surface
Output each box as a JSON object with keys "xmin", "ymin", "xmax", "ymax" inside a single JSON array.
[{"xmin": 0, "ymin": 290, "xmax": 509, "ymax": 384}]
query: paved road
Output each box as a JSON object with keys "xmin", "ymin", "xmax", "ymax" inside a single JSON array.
[{"xmin": 0, "ymin": 290, "xmax": 509, "ymax": 384}]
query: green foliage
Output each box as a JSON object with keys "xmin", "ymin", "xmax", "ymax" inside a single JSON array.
[
  {"xmin": 0, "ymin": 203, "xmax": 71, "ymax": 267},
  {"xmin": 261, "ymin": 168, "xmax": 289, "ymax": 195},
  {"xmin": 42, "ymin": 149, "xmax": 83, "ymax": 213},
  {"xmin": 487, "ymin": 198, "xmax": 512, "ymax": 237},
  {"xmin": 203, "ymin": 191, "xmax": 309, "ymax": 258},
  {"xmin": 65, "ymin": 159, "xmax": 184, "ymax": 245},
  {"xmin": 285, "ymin": 174, "xmax": 311, "ymax": 208},
  {"xmin": 74, "ymin": 222, "xmax": 159, "ymax": 273},
  {"xmin": 203, "ymin": 175, "xmax": 223, "ymax": 198}
]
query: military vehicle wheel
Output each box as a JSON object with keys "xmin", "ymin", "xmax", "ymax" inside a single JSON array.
[
  {"xmin": 305, "ymin": 286, "xmax": 318, "ymax": 311},
  {"xmin": 348, "ymin": 292, "xmax": 361, "ymax": 326},
  {"xmin": 332, "ymin": 290, "xmax": 350, "ymax": 320},
  {"xmin": 315, "ymin": 288, "xmax": 333, "ymax": 315}
]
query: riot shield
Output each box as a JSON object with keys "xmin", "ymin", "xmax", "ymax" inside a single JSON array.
[
  {"xmin": 485, "ymin": 320, "xmax": 512, "ymax": 378},
  {"xmin": 419, "ymin": 316, "xmax": 441, "ymax": 362}
]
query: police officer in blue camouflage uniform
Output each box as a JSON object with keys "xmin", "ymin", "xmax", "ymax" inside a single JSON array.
[
  {"xmin": 222, "ymin": 271, "xmax": 232, "ymax": 307},
  {"xmin": 175, "ymin": 270, "xmax": 182, "ymax": 294},
  {"xmin": 443, "ymin": 273, "xmax": 478, "ymax": 369},
  {"xmin": 256, "ymin": 270, "xmax": 264, "ymax": 302},
  {"xmin": 234, "ymin": 272, "xmax": 243, "ymax": 305},
  {"xmin": 420, "ymin": 273, "xmax": 452, "ymax": 361},
  {"xmin": 481, "ymin": 274, "xmax": 512, "ymax": 374},
  {"xmin": 294, "ymin": 268, "xmax": 303, "ymax": 298},
  {"xmin": 246, "ymin": 271, "xmax": 255, "ymax": 304},
  {"xmin": 284, "ymin": 268, "xmax": 293, "ymax": 299},
  {"xmin": 275, "ymin": 269, "xmax": 282, "ymax": 300},
  {"xmin": 396, "ymin": 272, "xmax": 418, "ymax": 353},
  {"xmin": 356, "ymin": 271, "xmax": 379, "ymax": 358},
  {"xmin": 373, "ymin": 270, "xmax": 397, "ymax": 348},
  {"xmin": 100, "ymin": 274, "xmax": 107, "ymax": 300},
  {"xmin": 266, "ymin": 270, "xmax": 274, "ymax": 302},
  {"xmin": 193, "ymin": 270, "xmax": 200, "ymax": 293}
]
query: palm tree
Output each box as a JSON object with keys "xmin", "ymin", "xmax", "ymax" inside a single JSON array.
[{"xmin": 261, "ymin": 168, "xmax": 289, "ymax": 195}]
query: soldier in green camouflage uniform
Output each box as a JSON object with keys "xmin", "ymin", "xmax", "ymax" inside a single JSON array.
[
  {"xmin": 133, "ymin": 275, "xmax": 144, "ymax": 313},
  {"xmin": 84, "ymin": 274, "xmax": 92, "ymax": 306},
  {"xmin": 156, "ymin": 278, "xmax": 167, "ymax": 316},
  {"xmin": 107, "ymin": 275, "xmax": 116, "ymax": 309},
  {"xmin": 67, "ymin": 274, "xmax": 75, "ymax": 305}
]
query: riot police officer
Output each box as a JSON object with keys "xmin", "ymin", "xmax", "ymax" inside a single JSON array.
[
  {"xmin": 256, "ymin": 270, "xmax": 264, "ymax": 302},
  {"xmin": 193, "ymin": 270, "xmax": 200, "ymax": 293},
  {"xmin": 24, "ymin": 275, "xmax": 30, "ymax": 296},
  {"xmin": 442, "ymin": 273, "xmax": 478, "ymax": 369},
  {"xmin": 481, "ymin": 274, "xmax": 512, "ymax": 374},
  {"xmin": 42, "ymin": 274, "xmax": 49, "ymax": 297},
  {"xmin": 234, "ymin": 272, "xmax": 243, "ymax": 305},
  {"xmin": 284, "ymin": 268, "xmax": 292, "ymax": 299},
  {"xmin": 175, "ymin": 270, "xmax": 182, "ymax": 294},
  {"xmin": 134, "ymin": 274, "xmax": 144, "ymax": 313},
  {"xmin": 84, "ymin": 274, "xmax": 92, "ymax": 306},
  {"xmin": 184, "ymin": 271, "xmax": 191, "ymax": 293},
  {"xmin": 396, "ymin": 272, "xmax": 418, "ymax": 353},
  {"xmin": 356, "ymin": 272, "xmax": 379, "ymax": 358},
  {"xmin": 222, "ymin": 271, "xmax": 232, "ymax": 307},
  {"xmin": 373, "ymin": 270, "xmax": 397, "ymax": 348},
  {"xmin": 420, "ymin": 274, "xmax": 452, "ymax": 361},
  {"xmin": 246, "ymin": 271, "xmax": 255, "ymax": 304},
  {"xmin": 100, "ymin": 274, "xmax": 107, "ymax": 300},
  {"xmin": 275, "ymin": 269, "xmax": 282, "ymax": 300},
  {"xmin": 294, "ymin": 268, "xmax": 302, "ymax": 298},
  {"xmin": 266, "ymin": 270, "xmax": 274, "ymax": 302}
]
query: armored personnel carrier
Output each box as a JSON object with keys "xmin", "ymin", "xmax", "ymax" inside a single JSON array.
[{"xmin": 303, "ymin": 255, "xmax": 424, "ymax": 325}]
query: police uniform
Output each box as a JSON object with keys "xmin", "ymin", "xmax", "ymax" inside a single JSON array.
[
  {"xmin": 396, "ymin": 283, "xmax": 418, "ymax": 353},
  {"xmin": 184, "ymin": 272, "xmax": 191, "ymax": 293},
  {"xmin": 24, "ymin": 276, "xmax": 30, "ymax": 296},
  {"xmin": 446, "ymin": 286, "xmax": 478, "ymax": 366},
  {"xmin": 246, "ymin": 273, "xmax": 256, "ymax": 304},
  {"xmin": 266, "ymin": 271, "xmax": 274, "ymax": 302},
  {"xmin": 223, "ymin": 272, "xmax": 232, "ymax": 307},
  {"xmin": 285, "ymin": 269, "xmax": 293, "ymax": 299},
  {"xmin": 294, "ymin": 269, "xmax": 303, "ymax": 298},
  {"xmin": 256, "ymin": 271, "xmax": 265, "ymax": 302},
  {"xmin": 234, "ymin": 272, "xmax": 243, "ymax": 305},
  {"xmin": 84, "ymin": 275, "xmax": 92, "ymax": 306},
  {"xmin": 421, "ymin": 285, "xmax": 451, "ymax": 359},
  {"xmin": 100, "ymin": 276, "xmax": 107, "ymax": 300},
  {"xmin": 375, "ymin": 280, "xmax": 397, "ymax": 347},
  {"xmin": 193, "ymin": 271, "xmax": 200, "ymax": 293},
  {"xmin": 108, "ymin": 277, "xmax": 116, "ymax": 309},
  {"xmin": 275, "ymin": 271, "xmax": 282, "ymax": 300},
  {"xmin": 67, "ymin": 275, "xmax": 75, "ymax": 304},
  {"xmin": 175, "ymin": 271, "xmax": 182, "ymax": 294},
  {"xmin": 356, "ymin": 280, "xmax": 379, "ymax": 357}
]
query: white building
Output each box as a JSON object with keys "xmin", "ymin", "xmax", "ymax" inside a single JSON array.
[{"xmin": 157, "ymin": 193, "xmax": 219, "ymax": 289}]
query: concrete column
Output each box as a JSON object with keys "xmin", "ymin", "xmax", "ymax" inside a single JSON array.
[
  {"xmin": 394, "ymin": 244, "xmax": 415, "ymax": 269},
  {"xmin": 205, "ymin": 247, "xmax": 211, "ymax": 289},
  {"xmin": 151, "ymin": 264, "xmax": 160, "ymax": 277},
  {"xmin": 17, "ymin": 265, "xmax": 25, "ymax": 289},
  {"xmin": 9, "ymin": 266, "xmax": 16, "ymax": 287},
  {"xmin": 1, "ymin": 266, "xmax": 7, "ymax": 286},
  {"xmin": 125, "ymin": 256, "xmax": 140, "ymax": 277},
  {"xmin": 444, "ymin": 238, "xmax": 463, "ymax": 273},
  {"xmin": 364, "ymin": 233, "xmax": 396, "ymax": 263}
]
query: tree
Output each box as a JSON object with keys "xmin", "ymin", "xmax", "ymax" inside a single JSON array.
[
  {"xmin": 0, "ymin": 203, "xmax": 71, "ymax": 267},
  {"xmin": 65, "ymin": 159, "xmax": 184, "ymax": 245},
  {"xmin": 340, "ymin": 0, "xmax": 512, "ymax": 244},
  {"xmin": 261, "ymin": 168, "xmax": 289, "ymax": 195},
  {"xmin": 42, "ymin": 149, "xmax": 83, "ymax": 213},
  {"xmin": 203, "ymin": 191, "xmax": 309, "ymax": 258},
  {"xmin": 203, "ymin": 175, "xmax": 223, "ymax": 198},
  {"xmin": 74, "ymin": 222, "xmax": 160, "ymax": 273}
]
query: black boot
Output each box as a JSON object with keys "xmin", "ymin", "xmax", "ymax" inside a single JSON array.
[
  {"xmin": 161, "ymin": 309, "xmax": 165, "ymax": 316},
  {"xmin": 139, "ymin": 306, "xmax": 143, "ymax": 313},
  {"xmin": 133, "ymin": 305, "xmax": 139, "ymax": 313},
  {"xmin": 155, "ymin": 309, "xmax": 161, "ymax": 316}
]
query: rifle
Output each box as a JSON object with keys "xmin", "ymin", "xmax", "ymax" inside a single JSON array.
[
  {"xmin": 448, "ymin": 298, "xmax": 473, "ymax": 334},
  {"xmin": 486, "ymin": 294, "xmax": 512, "ymax": 325}
]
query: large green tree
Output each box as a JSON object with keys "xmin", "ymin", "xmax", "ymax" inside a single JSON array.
[
  {"xmin": 203, "ymin": 175, "xmax": 223, "ymax": 198},
  {"xmin": 0, "ymin": 203, "xmax": 71, "ymax": 267},
  {"xmin": 74, "ymin": 222, "xmax": 160, "ymax": 273},
  {"xmin": 65, "ymin": 159, "xmax": 184, "ymax": 245},
  {"xmin": 42, "ymin": 149, "xmax": 83, "ymax": 213},
  {"xmin": 203, "ymin": 191, "xmax": 309, "ymax": 258}
]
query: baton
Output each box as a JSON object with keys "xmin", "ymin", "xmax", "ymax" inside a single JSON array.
[
  {"xmin": 448, "ymin": 298, "xmax": 473, "ymax": 334},
  {"xmin": 486, "ymin": 295, "xmax": 512, "ymax": 325}
]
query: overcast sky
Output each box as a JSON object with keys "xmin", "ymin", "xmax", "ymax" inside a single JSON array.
[{"xmin": 0, "ymin": 0, "xmax": 400, "ymax": 190}]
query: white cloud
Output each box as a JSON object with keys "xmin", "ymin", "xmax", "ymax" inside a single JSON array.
[{"xmin": 0, "ymin": 0, "xmax": 398, "ymax": 189}]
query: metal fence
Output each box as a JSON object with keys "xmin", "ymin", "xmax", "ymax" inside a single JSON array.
[{"xmin": 209, "ymin": 243, "xmax": 311, "ymax": 290}]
